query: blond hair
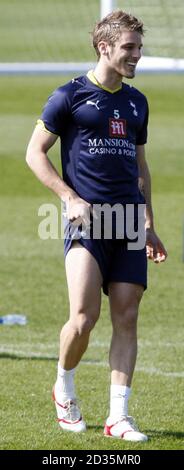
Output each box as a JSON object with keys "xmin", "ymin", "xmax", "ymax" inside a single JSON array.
[{"xmin": 92, "ymin": 10, "xmax": 144, "ymax": 58}]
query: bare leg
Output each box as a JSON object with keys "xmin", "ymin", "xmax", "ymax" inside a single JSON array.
[
  {"xmin": 104, "ymin": 282, "xmax": 148, "ymax": 441},
  {"xmin": 59, "ymin": 242, "xmax": 102, "ymax": 369},
  {"xmin": 53, "ymin": 243, "xmax": 102, "ymax": 432},
  {"xmin": 109, "ymin": 282, "xmax": 144, "ymax": 386}
]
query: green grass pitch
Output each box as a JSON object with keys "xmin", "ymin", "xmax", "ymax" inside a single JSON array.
[{"xmin": 0, "ymin": 74, "xmax": 184, "ymax": 450}]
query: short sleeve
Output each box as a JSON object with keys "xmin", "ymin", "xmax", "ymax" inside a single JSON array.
[{"xmin": 41, "ymin": 85, "xmax": 72, "ymax": 136}]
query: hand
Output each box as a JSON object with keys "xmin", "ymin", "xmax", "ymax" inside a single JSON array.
[
  {"xmin": 146, "ymin": 228, "xmax": 168, "ymax": 263},
  {"xmin": 65, "ymin": 196, "xmax": 92, "ymax": 228}
]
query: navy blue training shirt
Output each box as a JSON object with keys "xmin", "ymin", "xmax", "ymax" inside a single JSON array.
[{"xmin": 41, "ymin": 71, "xmax": 149, "ymax": 205}]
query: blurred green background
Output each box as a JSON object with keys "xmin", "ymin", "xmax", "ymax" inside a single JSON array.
[
  {"xmin": 1, "ymin": 0, "xmax": 184, "ymax": 61},
  {"xmin": 0, "ymin": 0, "xmax": 184, "ymax": 452}
]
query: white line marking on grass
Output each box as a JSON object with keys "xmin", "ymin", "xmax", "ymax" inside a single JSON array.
[
  {"xmin": 135, "ymin": 366, "xmax": 184, "ymax": 378},
  {"xmin": 89, "ymin": 340, "xmax": 184, "ymax": 348},
  {"xmin": 0, "ymin": 347, "xmax": 184, "ymax": 377},
  {"xmin": 81, "ymin": 361, "xmax": 184, "ymax": 377},
  {"xmin": 0, "ymin": 347, "xmax": 57, "ymax": 359}
]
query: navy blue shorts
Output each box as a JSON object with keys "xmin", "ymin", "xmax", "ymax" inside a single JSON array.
[{"xmin": 64, "ymin": 235, "xmax": 147, "ymax": 295}]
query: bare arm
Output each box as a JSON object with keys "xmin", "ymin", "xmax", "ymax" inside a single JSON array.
[
  {"xmin": 137, "ymin": 145, "xmax": 154, "ymax": 230},
  {"xmin": 26, "ymin": 126, "xmax": 91, "ymax": 225},
  {"xmin": 137, "ymin": 145, "xmax": 167, "ymax": 262}
]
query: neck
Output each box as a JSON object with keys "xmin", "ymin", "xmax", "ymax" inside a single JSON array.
[{"xmin": 93, "ymin": 63, "xmax": 123, "ymax": 91}]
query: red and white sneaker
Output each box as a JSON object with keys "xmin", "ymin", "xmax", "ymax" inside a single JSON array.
[
  {"xmin": 104, "ymin": 416, "xmax": 148, "ymax": 441},
  {"xmin": 52, "ymin": 387, "xmax": 86, "ymax": 433}
]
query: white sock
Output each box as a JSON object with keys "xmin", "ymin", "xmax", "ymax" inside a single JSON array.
[
  {"xmin": 109, "ymin": 384, "xmax": 131, "ymax": 421},
  {"xmin": 55, "ymin": 362, "xmax": 76, "ymax": 402}
]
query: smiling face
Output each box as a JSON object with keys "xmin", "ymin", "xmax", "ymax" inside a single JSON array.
[{"xmin": 98, "ymin": 30, "xmax": 143, "ymax": 79}]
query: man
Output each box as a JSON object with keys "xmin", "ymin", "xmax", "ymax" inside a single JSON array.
[{"xmin": 26, "ymin": 10, "xmax": 167, "ymax": 441}]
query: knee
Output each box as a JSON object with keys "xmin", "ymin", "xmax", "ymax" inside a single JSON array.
[
  {"xmin": 70, "ymin": 312, "xmax": 98, "ymax": 336},
  {"xmin": 112, "ymin": 307, "xmax": 138, "ymax": 333}
]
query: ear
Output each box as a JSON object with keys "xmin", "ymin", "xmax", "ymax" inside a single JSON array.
[{"xmin": 97, "ymin": 41, "xmax": 109, "ymax": 56}]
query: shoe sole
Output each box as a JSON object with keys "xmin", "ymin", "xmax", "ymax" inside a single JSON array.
[{"xmin": 104, "ymin": 432, "xmax": 148, "ymax": 441}]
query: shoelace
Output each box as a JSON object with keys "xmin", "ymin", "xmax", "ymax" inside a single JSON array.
[
  {"xmin": 64, "ymin": 399, "xmax": 81, "ymax": 422},
  {"xmin": 112, "ymin": 415, "xmax": 139, "ymax": 431},
  {"xmin": 126, "ymin": 416, "xmax": 139, "ymax": 432}
]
